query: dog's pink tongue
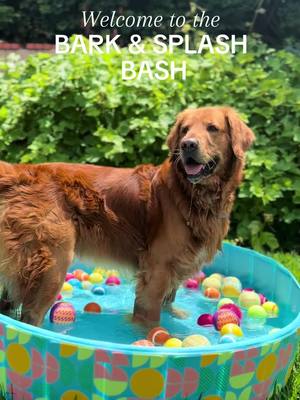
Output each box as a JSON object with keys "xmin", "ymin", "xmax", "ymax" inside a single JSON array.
[{"xmin": 184, "ymin": 163, "xmax": 204, "ymax": 176}]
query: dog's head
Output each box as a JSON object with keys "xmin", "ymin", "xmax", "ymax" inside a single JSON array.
[{"xmin": 167, "ymin": 106, "xmax": 255, "ymax": 184}]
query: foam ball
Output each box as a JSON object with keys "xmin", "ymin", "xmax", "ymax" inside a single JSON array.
[
  {"xmin": 197, "ymin": 313, "xmax": 213, "ymax": 327},
  {"xmin": 50, "ymin": 302, "xmax": 75, "ymax": 324},
  {"xmin": 259, "ymin": 293, "xmax": 267, "ymax": 304},
  {"xmin": 147, "ymin": 327, "xmax": 171, "ymax": 345},
  {"xmin": 73, "ymin": 269, "xmax": 84, "ymax": 280},
  {"xmin": 238, "ymin": 291, "xmax": 260, "ymax": 309},
  {"xmin": 56, "ymin": 293, "xmax": 62, "ymax": 301},
  {"xmin": 89, "ymin": 273, "xmax": 103, "ymax": 284},
  {"xmin": 217, "ymin": 298, "xmax": 234, "ymax": 309},
  {"xmin": 164, "ymin": 338, "xmax": 182, "ymax": 348},
  {"xmin": 81, "ymin": 281, "xmax": 93, "ymax": 290},
  {"xmin": 194, "ymin": 271, "xmax": 206, "ymax": 284},
  {"xmin": 204, "ymin": 287, "xmax": 220, "ymax": 299},
  {"xmin": 84, "ymin": 302, "xmax": 102, "ymax": 313},
  {"xmin": 221, "ymin": 277, "xmax": 242, "ymax": 298},
  {"xmin": 105, "ymin": 276, "xmax": 121, "ymax": 286},
  {"xmin": 68, "ymin": 278, "xmax": 82, "ymax": 288},
  {"xmin": 262, "ymin": 301, "xmax": 279, "ymax": 317},
  {"xmin": 220, "ymin": 323, "xmax": 243, "ymax": 337},
  {"xmin": 213, "ymin": 309, "xmax": 240, "ymax": 331},
  {"xmin": 65, "ymin": 272, "xmax": 75, "ymax": 281},
  {"xmin": 219, "ymin": 334, "xmax": 237, "ymax": 344},
  {"xmin": 184, "ymin": 278, "xmax": 198, "ymax": 289},
  {"xmin": 248, "ymin": 305, "xmax": 267, "ymax": 319},
  {"xmin": 219, "ymin": 303, "xmax": 243, "ymax": 320},
  {"xmin": 209, "ymin": 273, "xmax": 223, "ymax": 282},
  {"xmin": 62, "ymin": 282, "xmax": 73, "ymax": 293},
  {"xmin": 182, "ymin": 335, "xmax": 211, "ymax": 347},
  {"xmin": 132, "ymin": 340, "xmax": 154, "ymax": 347},
  {"xmin": 202, "ymin": 277, "xmax": 221, "ymax": 291},
  {"xmin": 92, "ymin": 286, "xmax": 106, "ymax": 295}
]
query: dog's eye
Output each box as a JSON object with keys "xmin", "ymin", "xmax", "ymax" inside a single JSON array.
[
  {"xmin": 207, "ymin": 124, "xmax": 219, "ymax": 133},
  {"xmin": 181, "ymin": 126, "xmax": 189, "ymax": 134}
]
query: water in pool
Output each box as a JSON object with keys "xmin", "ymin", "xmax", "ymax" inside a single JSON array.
[{"xmin": 42, "ymin": 267, "xmax": 290, "ymax": 346}]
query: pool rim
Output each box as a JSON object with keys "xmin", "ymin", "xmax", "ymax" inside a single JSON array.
[{"xmin": 1, "ymin": 243, "xmax": 299, "ymax": 356}]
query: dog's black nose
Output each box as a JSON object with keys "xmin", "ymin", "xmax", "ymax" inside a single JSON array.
[{"xmin": 181, "ymin": 138, "xmax": 198, "ymax": 152}]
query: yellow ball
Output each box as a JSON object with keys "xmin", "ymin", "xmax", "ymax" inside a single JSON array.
[
  {"xmin": 238, "ymin": 291, "xmax": 260, "ymax": 308},
  {"xmin": 202, "ymin": 277, "xmax": 221, "ymax": 291},
  {"xmin": 209, "ymin": 273, "xmax": 223, "ymax": 282},
  {"xmin": 220, "ymin": 323, "xmax": 243, "ymax": 337},
  {"xmin": 217, "ymin": 298, "xmax": 235, "ymax": 309},
  {"xmin": 89, "ymin": 273, "xmax": 103, "ymax": 284},
  {"xmin": 182, "ymin": 335, "xmax": 211, "ymax": 347},
  {"xmin": 108, "ymin": 269, "xmax": 119, "ymax": 277},
  {"xmin": 164, "ymin": 338, "xmax": 182, "ymax": 348},
  {"xmin": 262, "ymin": 301, "xmax": 279, "ymax": 317},
  {"xmin": 222, "ymin": 277, "xmax": 242, "ymax": 298},
  {"xmin": 81, "ymin": 281, "xmax": 93, "ymax": 290},
  {"xmin": 62, "ymin": 282, "xmax": 73, "ymax": 292}
]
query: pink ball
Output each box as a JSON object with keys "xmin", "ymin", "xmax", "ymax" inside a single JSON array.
[
  {"xmin": 65, "ymin": 273, "xmax": 75, "ymax": 282},
  {"xmin": 194, "ymin": 271, "xmax": 206, "ymax": 284},
  {"xmin": 219, "ymin": 303, "xmax": 243, "ymax": 320},
  {"xmin": 197, "ymin": 313, "xmax": 213, "ymax": 326},
  {"xmin": 50, "ymin": 302, "xmax": 75, "ymax": 324},
  {"xmin": 213, "ymin": 309, "xmax": 240, "ymax": 331},
  {"xmin": 105, "ymin": 276, "xmax": 121, "ymax": 286},
  {"xmin": 56, "ymin": 293, "xmax": 62, "ymax": 301},
  {"xmin": 259, "ymin": 293, "xmax": 267, "ymax": 304},
  {"xmin": 184, "ymin": 278, "xmax": 198, "ymax": 289},
  {"xmin": 243, "ymin": 288, "xmax": 254, "ymax": 292}
]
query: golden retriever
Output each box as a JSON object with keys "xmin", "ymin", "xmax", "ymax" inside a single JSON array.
[{"xmin": 0, "ymin": 106, "xmax": 254, "ymax": 327}]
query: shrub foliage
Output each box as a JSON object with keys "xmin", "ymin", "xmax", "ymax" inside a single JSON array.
[{"xmin": 0, "ymin": 38, "xmax": 299, "ymax": 251}]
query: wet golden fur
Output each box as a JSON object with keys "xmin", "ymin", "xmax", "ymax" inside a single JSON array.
[{"xmin": 0, "ymin": 106, "xmax": 254, "ymax": 326}]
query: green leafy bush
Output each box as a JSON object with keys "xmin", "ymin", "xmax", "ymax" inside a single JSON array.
[{"xmin": 0, "ymin": 38, "xmax": 299, "ymax": 251}]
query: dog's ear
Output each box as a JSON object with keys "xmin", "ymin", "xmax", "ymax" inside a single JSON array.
[
  {"xmin": 167, "ymin": 110, "xmax": 189, "ymax": 156},
  {"xmin": 225, "ymin": 107, "xmax": 255, "ymax": 159}
]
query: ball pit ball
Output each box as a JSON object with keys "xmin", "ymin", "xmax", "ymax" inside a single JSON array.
[
  {"xmin": 81, "ymin": 281, "xmax": 93, "ymax": 290},
  {"xmin": 217, "ymin": 298, "xmax": 235, "ymax": 309},
  {"xmin": 92, "ymin": 286, "xmax": 106, "ymax": 295},
  {"xmin": 197, "ymin": 313, "xmax": 213, "ymax": 327},
  {"xmin": 219, "ymin": 303, "xmax": 243, "ymax": 320},
  {"xmin": 164, "ymin": 338, "xmax": 182, "ymax": 348},
  {"xmin": 184, "ymin": 278, "xmax": 198, "ymax": 289},
  {"xmin": 68, "ymin": 278, "xmax": 82, "ymax": 288},
  {"xmin": 65, "ymin": 272, "xmax": 75, "ymax": 281},
  {"xmin": 220, "ymin": 323, "xmax": 243, "ymax": 337},
  {"xmin": 219, "ymin": 334, "xmax": 237, "ymax": 344},
  {"xmin": 50, "ymin": 302, "xmax": 75, "ymax": 324},
  {"xmin": 132, "ymin": 339, "xmax": 154, "ymax": 347},
  {"xmin": 259, "ymin": 293, "xmax": 267, "ymax": 304},
  {"xmin": 243, "ymin": 287, "xmax": 254, "ymax": 292},
  {"xmin": 247, "ymin": 305, "xmax": 267, "ymax": 319},
  {"xmin": 79, "ymin": 272, "xmax": 90, "ymax": 281},
  {"xmin": 194, "ymin": 271, "xmax": 206, "ymax": 284},
  {"xmin": 221, "ymin": 276, "xmax": 242, "ymax": 298},
  {"xmin": 105, "ymin": 276, "xmax": 121, "ymax": 286},
  {"xmin": 89, "ymin": 273, "xmax": 103, "ymax": 284},
  {"xmin": 204, "ymin": 287, "xmax": 221, "ymax": 300},
  {"xmin": 262, "ymin": 301, "xmax": 279, "ymax": 317},
  {"xmin": 56, "ymin": 293, "xmax": 62, "ymax": 301},
  {"xmin": 209, "ymin": 273, "xmax": 223, "ymax": 282},
  {"xmin": 62, "ymin": 282, "xmax": 73, "ymax": 293},
  {"xmin": 147, "ymin": 327, "xmax": 171, "ymax": 345},
  {"xmin": 269, "ymin": 328, "xmax": 281, "ymax": 335},
  {"xmin": 182, "ymin": 335, "xmax": 211, "ymax": 347},
  {"xmin": 238, "ymin": 291, "xmax": 260, "ymax": 309},
  {"xmin": 84, "ymin": 302, "xmax": 102, "ymax": 313},
  {"xmin": 213, "ymin": 309, "xmax": 240, "ymax": 331},
  {"xmin": 202, "ymin": 277, "xmax": 221, "ymax": 291},
  {"xmin": 73, "ymin": 269, "xmax": 84, "ymax": 280}
]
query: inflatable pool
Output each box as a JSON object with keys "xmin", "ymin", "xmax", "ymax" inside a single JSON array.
[{"xmin": 0, "ymin": 243, "xmax": 299, "ymax": 399}]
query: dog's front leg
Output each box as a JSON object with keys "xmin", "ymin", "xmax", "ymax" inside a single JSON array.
[{"xmin": 163, "ymin": 288, "xmax": 189, "ymax": 320}]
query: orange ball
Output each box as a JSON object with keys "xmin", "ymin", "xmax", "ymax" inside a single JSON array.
[
  {"xmin": 84, "ymin": 302, "xmax": 102, "ymax": 313},
  {"xmin": 80, "ymin": 272, "xmax": 90, "ymax": 281},
  {"xmin": 204, "ymin": 287, "xmax": 221, "ymax": 299},
  {"xmin": 73, "ymin": 269, "xmax": 84, "ymax": 280},
  {"xmin": 147, "ymin": 327, "xmax": 171, "ymax": 345}
]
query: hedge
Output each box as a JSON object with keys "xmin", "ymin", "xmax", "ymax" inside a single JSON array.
[{"xmin": 0, "ymin": 37, "xmax": 299, "ymax": 251}]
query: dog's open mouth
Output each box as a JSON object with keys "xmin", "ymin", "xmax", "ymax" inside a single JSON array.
[{"xmin": 183, "ymin": 156, "xmax": 219, "ymax": 182}]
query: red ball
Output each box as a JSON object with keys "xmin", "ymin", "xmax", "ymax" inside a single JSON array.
[
  {"xmin": 197, "ymin": 313, "xmax": 213, "ymax": 327},
  {"xmin": 213, "ymin": 309, "xmax": 240, "ymax": 331},
  {"xmin": 219, "ymin": 303, "xmax": 243, "ymax": 320},
  {"xmin": 84, "ymin": 302, "xmax": 102, "ymax": 313},
  {"xmin": 147, "ymin": 327, "xmax": 171, "ymax": 345},
  {"xmin": 184, "ymin": 278, "xmax": 198, "ymax": 289}
]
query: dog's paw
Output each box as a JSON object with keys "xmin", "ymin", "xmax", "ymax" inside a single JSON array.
[{"xmin": 167, "ymin": 305, "xmax": 189, "ymax": 320}]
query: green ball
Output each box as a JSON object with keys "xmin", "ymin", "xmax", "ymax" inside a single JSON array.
[
  {"xmin": 217, "ymin": 298, "xmax": 234, "ymax": 309},
  {"xmin": 247, "ymin": 305, "xmax": 267, "ymax": 319}
]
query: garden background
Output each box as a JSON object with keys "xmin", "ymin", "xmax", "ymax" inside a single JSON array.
[{"xmin": 0, "ymin": 1, "xmax": 299, "ymax": 398}]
